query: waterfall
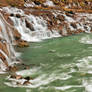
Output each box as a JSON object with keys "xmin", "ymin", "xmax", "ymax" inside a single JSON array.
[
  {"xmin": 0, "ymin": 12, "xmax": 17, "ymax": 72},
  {"xmin": 10, "ymin": 15, "xmax": 61, "ymax": 42},
  {"xmin": 2, "ymin": 7, "xmax": 60, "ymax": 42}
]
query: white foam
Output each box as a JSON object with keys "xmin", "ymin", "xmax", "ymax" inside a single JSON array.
[
  {"xmin": 55, "ymin": 85, "xmax": 82, "ymax": 91},
  {"xmin": 80, "ymin": 36, "xmax": 92, "ymax": 44},
  {"xmin": 10, "ymin": 12, "xmax": 61, "ymax": 42},
  {"xmin": 44, "ymin": 0, "xmax": 55, "ymax": 7}
]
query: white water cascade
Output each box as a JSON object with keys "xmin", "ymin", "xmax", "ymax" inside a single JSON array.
[
  {"xmin": 2, "ymin": 7, "xmax": 61, "ymax": 42},
  {"xmin": 0, "ymin": 12, "xmax": 18, "ymax": 72},
  {"xmin": 11, "ymin": 15, "xmax": 60, "ymax": 42}
]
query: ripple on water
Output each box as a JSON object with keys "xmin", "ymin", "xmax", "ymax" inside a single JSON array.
[
  {"xmin": 76, "ymin": 56, "xmax": 92, "ymax": 92},
  {"xmin": 80, "ymin": 35, "xmax": 92, "ymax": 44},
  {"xmin": 5, "ymin": 64, "xmax": 73, "ymax": 89},
  {"xmin": 4, "ymin": 54, "xmax": 92, "ymax": 92}
]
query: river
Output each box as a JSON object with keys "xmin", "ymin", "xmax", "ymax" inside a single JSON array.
[{"xmin": 1, "ymin": 33, "xmax": 92, "ymax": 92}]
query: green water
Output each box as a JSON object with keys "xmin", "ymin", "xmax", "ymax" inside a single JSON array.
[{"xmin": 1, "ymin": 33, "xmax": 92, "ymax": 92}]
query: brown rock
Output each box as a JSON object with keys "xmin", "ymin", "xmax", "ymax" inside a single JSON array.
[
  {"xmin": 0, "ymin": 41, "xmax": 9, "ymax": 57},
  {"xmin": 8, "ymin": 66, "xmax": 18, "ymax": 72},
  {"xmin": 17, "ymin": 40, "xmax": 29, "ymax": 47},
  {"xmin": 0, "ymin": 52, "xmax": 8, "ymax": 67},
  {"xmin": 24, "ymin": 77, "xmax": 30, "ymax": 81},
  {"xmin": 16, "ymin": 14, "xmax": 21, "ymax": 18},
  {"xmin": 0, "ymin": 26, "xmax": 2, "ymax": 32},
  {"xmin": 13, "ymin": 29, "xmax": 21, "ymax": 40},
  {"xmin": 70, "ymin": 22, "xmax": 77, "ymax": 29},
  {"xmin": 23, "ymin": 81, "xmax": 31, "ymax": 85},
  {"xmin": 57, "ymin": 15, "xmax": 65, "ymax": 21},
  {"xmin": 25, "ymin": 19, "xmax": 35, "ymax": 31},
  {"xmin": 16, "ymin": 75, "xmax": 22, "ymax": 80},
  {"xmin": 6, "ymin": 0, "xmax": 25, "ymax": 7}
]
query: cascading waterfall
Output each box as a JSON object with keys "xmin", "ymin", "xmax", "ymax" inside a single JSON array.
[
  {"xmin": 2, "ymin": 7, "xmax": 61, "ymax": 42},
  {"xmin": 0, "ymin": 12, "xmax": 18, "ymax": 72},
  {"xmin": 10, "ymin": 14, "xmax": 61, "ymax": 42}
]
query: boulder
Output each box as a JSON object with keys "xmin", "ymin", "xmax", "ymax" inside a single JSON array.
[
  {"xmin": 0, "ymin": 52, "xmax": 8, "ymax": 67},
  {"xmin": 17, "ymin": 40, "xmax": 29, "ymax": 47},
  {"xmin": 16, "ymin": 14, "xmax": 21, "ymax": 18},
  {"xmin": 13, "ymin": 29, "xmax": 21, "ymax": 40},
  {"xmin": 70, "ymin": 22, "xmax": 77, "ymax": 29},
  {"xmin": 57, "ymin": 15, "xmax": 65, "ymax": 21},
  {"xmin": 25, "ymin": 19, "xmax": 35, "ymax": 31}
]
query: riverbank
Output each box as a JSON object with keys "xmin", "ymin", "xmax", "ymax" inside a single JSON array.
[{"xmin": 1, "ymin": 33, "xmax": 92, "ymax": 92}]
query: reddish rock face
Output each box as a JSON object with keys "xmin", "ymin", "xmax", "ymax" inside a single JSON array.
[{"xmin": 13, "ymin": 29, "xmax": 21, "ymax": 40}]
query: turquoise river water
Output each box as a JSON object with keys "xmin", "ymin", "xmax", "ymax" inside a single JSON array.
[{"xmin": 1, "ymin": 33, "xmax": 92, "ymax": 92}]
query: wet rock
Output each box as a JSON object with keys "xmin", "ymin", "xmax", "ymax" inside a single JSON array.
[
  {"xmin": 0, "ymin": 41, "xmax": 9, "ymax": 57},
  {"xmin": 67, "ymin": 11, "xmax": 75, "ymax": 15},
  {"xmin": 6, "ymin": 0, "xmax": 25, "ymax": 7},
  {"xmin": 16, "ymin": 14, "xmax": 21, "ymax": 18},
  {"xmin": 23, "ymin": 80, "xmax": 31, "ymax": 85},
  {"xmin": 25, "ymin": 19, "xmax": 35, "ymax": 31},
  {"xmin": 13, "ymin": 29, "xmax": 21, "ymax": 40},
  {"xmin": 34, "ymin": 1, "xmax": 41, "ymax": 5},
  {"xmin": 10, "ymin": 74, "xmax": 16, "ymax": 78},
  {"xmin": 17, "ymin": 40, "xmax": 29, "ymax": 47},
  {"xmin": 70, "ymin": 22, "xmax": 77, "ymax": 29},
  {"xmin": 0, "ymin": 52, "xmax": 8, "ymax": 67},
  {"xmin": 0, "ymin": 26, "xmax": 2, "ymax": 32},
  {"xmin": 8, "ymin": 66, "xmax": 18, "ymax": 72},
  {"xmin": 57, "ymin": 15, "xmax": 65, "ymax": 21},
  {"xmin": 24, "ymin": 76, "xmax": 30, "ymax": 80},
  {"xmin": 16, "ymin": 75, "xmax": 22, "ymax": 80},
  {"xmin": 74, "ymin": 29, "xmax": 84, "ymax": 34},
  {"xmin": 10, "ymin": 13, "xmax": 14, "ymax": 17},
  {"xmin": 65, "ymin": 12, "xmax": 74, "ymax": 17}
]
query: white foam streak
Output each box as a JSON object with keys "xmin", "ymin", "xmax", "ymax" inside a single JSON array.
[
  {"xmin": 44, "ymin": 0, "xmax": 55, "ymax": 7},
  {"xmin": 77, "ymin": 56, "xmax": 92, "ymax": 92},
  {"xmin": 80, "ymin": 36, "xmax": 92, "ymax": 44},
  {"xmin": 55, "ymin": 85, "xmax": 82, "ymax": 91}
]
